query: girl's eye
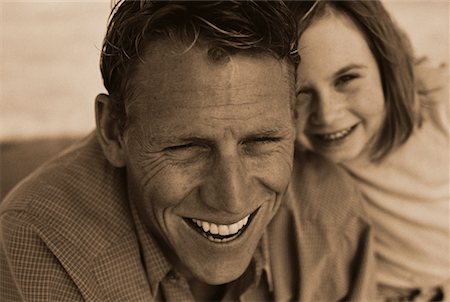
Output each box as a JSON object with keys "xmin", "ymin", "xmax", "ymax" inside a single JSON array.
[
  {"xmin": 296, "ymin": 90, "xmax": 313, "ymax": 104},
  {"xmin": 335, "ymin": 74, "xmax": 358, "ymax": 86}
]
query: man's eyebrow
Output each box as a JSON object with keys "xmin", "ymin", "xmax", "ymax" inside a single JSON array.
[{"xmin": 153, "ymin": 135, "xmax": 213, "ymax": 146}]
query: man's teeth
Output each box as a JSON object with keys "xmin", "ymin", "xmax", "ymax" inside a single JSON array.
[
  {"xmin": 192, "ymin": 215, "xmax": 249, "ymax": 236},
  {"xmin": 320, "ymin": 126, "xmax": 354, "ymax": 141}
]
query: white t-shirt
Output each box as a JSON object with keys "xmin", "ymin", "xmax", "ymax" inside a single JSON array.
[{"xmin": 343, "ymin": 62, "xmax": 449, "ymax": 287}]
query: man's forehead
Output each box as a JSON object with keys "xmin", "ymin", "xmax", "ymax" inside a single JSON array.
[
  {"xmin": 133, "ymin": 39, "xmax": 292, "ymax": 80},
  {"xmin": 126, "ymin": 39, "xmax": 294, "ymax": 110}
]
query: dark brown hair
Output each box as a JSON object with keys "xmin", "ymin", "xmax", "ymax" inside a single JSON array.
[
  {"xmin": 100, "ymin": 0, "xmax": 298, "ymax": 131},
  {"xmin": 288, "ymin": 0, "xmax": 417, "ymax": 162}
]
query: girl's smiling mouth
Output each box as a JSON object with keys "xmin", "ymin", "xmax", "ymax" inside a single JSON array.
[{"xmin": 311, "ymin": 124, "xmax": 359, "ymax": 144}]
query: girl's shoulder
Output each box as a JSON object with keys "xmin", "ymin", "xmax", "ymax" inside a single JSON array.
[{"xmin": 414, "ymin": 58, "xmax": 449, "ymax": 131}]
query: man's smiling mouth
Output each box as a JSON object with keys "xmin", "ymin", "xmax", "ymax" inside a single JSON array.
[{"xmin": 184, "ymin": 209, "xmax": 258, "ymax": 243}]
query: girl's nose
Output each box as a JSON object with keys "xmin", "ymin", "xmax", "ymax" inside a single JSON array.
[{"xmin": 308, "ymin": 91, "xmax": 344, "ymax": 126}]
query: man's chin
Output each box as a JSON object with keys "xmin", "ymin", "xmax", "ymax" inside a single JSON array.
[
  {"xmin": 177, "ymin": 247, "xmax": 255, "ymax": 285},
  {"xmin": 170, "ymin": 204, "xmax": 271, "ymax": 285},
  {"xmin": 190, "ymin": 261, "xmax": 249, "ymax": 285}
]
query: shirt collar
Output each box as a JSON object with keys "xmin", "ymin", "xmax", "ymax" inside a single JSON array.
[
  {"xmin": 130, "ymin": 200, "xmax": 172, "ymax": 297},
  {"xmin": 258, "ymin": 232, "xmax": 274, "ymax": 292},
  {"xmin": 244, "ymin": 231, "xmax": 273, "ymax": 293},
  {"xmin": 130, "ymin": 200, "xmax": 273, "ymax": 297}
]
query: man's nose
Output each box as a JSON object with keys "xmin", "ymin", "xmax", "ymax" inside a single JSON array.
[
  {"xmin": 308, "ymin": 90, "xmax": 344, "ymax": 126},
  {"xmin": 201, "ymin": 151, "xmax": 251, "ymax": 215}
]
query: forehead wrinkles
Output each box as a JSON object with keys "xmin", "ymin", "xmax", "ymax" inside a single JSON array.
[
  {"xmin": 128, "ymin": 59, "xmax": 291, "ymax": 115},
  {"xmin": 123, "ymin": 38, "xmax": 294, "ymax": 116}
]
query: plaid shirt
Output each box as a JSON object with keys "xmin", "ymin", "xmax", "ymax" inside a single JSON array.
[{"xmin": 0, "ymin": 133, "xmax": 375, "ymax": 301}]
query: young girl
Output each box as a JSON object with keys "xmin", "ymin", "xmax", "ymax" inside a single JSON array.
[{"xmin": 289, "ymin": 1, "xmax": 449, "ymax": 301}]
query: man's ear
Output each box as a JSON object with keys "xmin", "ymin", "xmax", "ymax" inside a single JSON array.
[{"xmin": 95, "ymin": 94, "xmax": 126, "ymax": 167}]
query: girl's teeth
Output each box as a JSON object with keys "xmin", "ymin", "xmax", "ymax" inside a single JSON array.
[
  {"xmin": 191, "ymin": 214, "xmax": 250, "ymax": 239},
  {"xmin": 320, "ymin": 126, "xmax": 354, "ymax": 141}
]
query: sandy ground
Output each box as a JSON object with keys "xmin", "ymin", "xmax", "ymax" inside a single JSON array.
[{"xmin": 0, "ymin": 137, "xmax": 78, "ymax": 199}]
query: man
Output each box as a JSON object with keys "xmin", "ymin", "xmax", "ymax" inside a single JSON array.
[{"xmin": 0, "ymin": 1, "xmax": 374, "ymax": 301}]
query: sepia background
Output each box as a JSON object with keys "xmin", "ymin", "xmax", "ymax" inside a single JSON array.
[{"xmin": 0, "ymin": 0, "xmax": 449, "ymax": 198}]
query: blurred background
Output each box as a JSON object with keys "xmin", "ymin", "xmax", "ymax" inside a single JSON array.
[{"xmin": 0, "ymin": 0, "xmax": 449, "ymax": 198}]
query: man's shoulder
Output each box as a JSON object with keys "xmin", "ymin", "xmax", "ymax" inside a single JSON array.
[
  {"xmin": 287, "ymin": 150, "xmax": 369, "ymax": 226},
  {"xmin": 268, "ymin": 151, "xmax": 374, "ymax": 301},
  {"xmin": 1, "ymin": 133, "xmax": 112, "ymax": 212},
  {"xmin": 0, "ymin": 133, "xmax": 132, "ymax": 256}
]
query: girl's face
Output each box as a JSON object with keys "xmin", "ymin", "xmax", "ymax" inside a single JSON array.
[{"xmin": 296, "ymin": 11, "xmax": 385, "ymax": 164}]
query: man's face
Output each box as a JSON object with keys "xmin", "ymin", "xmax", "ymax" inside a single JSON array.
[{"xmin": 123, "ymin": 40, "xmax": 295, "ymax": 285}]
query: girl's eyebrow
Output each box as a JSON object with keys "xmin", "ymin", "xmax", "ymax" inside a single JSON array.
[{"xmin": 333, "ymin": 64, "xmax": 367, "ymax": 77}]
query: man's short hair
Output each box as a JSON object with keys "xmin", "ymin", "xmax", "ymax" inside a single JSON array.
[{"xmin": 100, "ymin": 0, "xmax": 298, "ymax": 131}]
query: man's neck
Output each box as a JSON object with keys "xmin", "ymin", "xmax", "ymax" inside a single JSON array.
[{"xmin": 188, "ymin": 279, "xmax": 227, "ymax": 302}]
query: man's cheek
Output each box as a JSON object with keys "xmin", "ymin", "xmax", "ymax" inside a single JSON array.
[
  {"xmin": 254, "ymin": 153, "xmax": 293, "ymax": 194},
  {"xmin": 143, "ymin": 167, "xmax": 201, "ymax": 206},
  {"xmin": 276, "ymin": 145, "xmax": 295, "ymax": 187}
]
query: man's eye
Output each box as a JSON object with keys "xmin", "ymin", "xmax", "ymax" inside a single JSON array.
[
  {"xmin": 165, "ymin": 143, "xmax": 208, "ymax": 152},
  {"xmin": 164, "ymin": 143, "xmax": 209, "ymax": 160},
  {"xmin": 242, "ymin": 137, "xmax": 282, "ymax": 154},
  {"xmin": 165, "ymin": 143, "xmax": 196, "ymax": 152},
  {"xmin": 335, "ymin": 74, "xmax": 358, "ymax": 86},
  {"xmin": 249, "ymin": 137, "xmax": 281, "ymax": 144}
]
